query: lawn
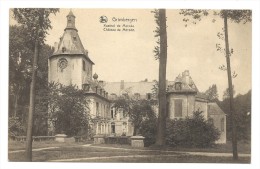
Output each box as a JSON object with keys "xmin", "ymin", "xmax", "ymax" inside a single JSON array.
[{"xmin": 8, "ymin": 140, "xmax": 251, "ymax": 163}]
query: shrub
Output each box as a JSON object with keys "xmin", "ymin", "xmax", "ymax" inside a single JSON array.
[
  {"xmin": 139, "ymin": 118, "xmax": 157, "ymax": 147},
  {"xmin": 8, "ymin": 116, "xmax": 25, "ymax": 138},
  {"xmin": 166, "ymin": 110, "xmax": 220, "ymax": 148}
]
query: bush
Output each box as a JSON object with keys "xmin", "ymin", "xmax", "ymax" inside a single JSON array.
[
  {"xmin": 166, "ymin": 110, "xmax": 220, "ymax": 148},
  {"xmin": 139, "ymin": 118, "xmax": 157, "ymax": 147},
  {"xmin": 8, "ymin": 116, "xmax": 25, "ymax": 138}
]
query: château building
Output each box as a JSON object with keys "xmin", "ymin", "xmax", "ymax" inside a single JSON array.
[{"xmin": 48, "ymin": 11, "xmax": 226, "ymax": 144}]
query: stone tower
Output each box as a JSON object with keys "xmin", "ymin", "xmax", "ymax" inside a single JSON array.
[{"xmin": 48, "ymin": 10, "xmax": 94, "ymax": 88}]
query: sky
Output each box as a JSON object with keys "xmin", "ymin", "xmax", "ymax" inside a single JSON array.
[{"xmin": 10, "ymin": 8, "xmax": 252, "ymax": 99}]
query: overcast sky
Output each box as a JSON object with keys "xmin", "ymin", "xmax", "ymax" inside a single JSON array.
[{"xmin": 10, "ymin": 8, "xmax": 252, "ymax": 99}]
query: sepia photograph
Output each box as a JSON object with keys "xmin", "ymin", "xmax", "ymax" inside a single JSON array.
[{"xmin": 3, "ymin": 4, "xmax": 257, "ymax": 166}]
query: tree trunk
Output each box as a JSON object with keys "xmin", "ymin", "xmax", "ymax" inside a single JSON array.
[
  {"xmin": 14, "ymin": 93, "xmax": 18, "ymax": 117},
  {"xmin": 223, "ymin": 11, "xmax": 238, "ymax": 160},
  {"xmin": 155, "ymin": 9, "xmax": 167, "ymax": 146},
  {"xmin": 25, "ymin": 39, "xmax": 39, "ymax": 162}
]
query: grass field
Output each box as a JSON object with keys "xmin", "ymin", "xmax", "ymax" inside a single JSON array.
[{"xmin": 8, "ymin": 140, "xmax": 251, "ymax": 163}]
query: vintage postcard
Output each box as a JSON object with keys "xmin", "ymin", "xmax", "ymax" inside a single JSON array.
[{"xmin": 1, "ymin": 0, "xmax": 258, "ymax": 168}]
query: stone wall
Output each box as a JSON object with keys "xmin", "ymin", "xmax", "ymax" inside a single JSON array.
[
  {"xmin": 209, "ymin": 114, "xmax": 226, "ymax": 144},
  {"xmin": 194, "ymin": 100, "xmax": 208, "ymax": 119},
  {"xmin": 167, "ymin": 94, "xmax": 196, "ymax": 119}
]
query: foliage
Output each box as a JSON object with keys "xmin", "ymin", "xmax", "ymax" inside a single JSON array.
[
  {"xmin": 12, "ymin": 8, "xmax": 59, "ymax": 45},
  {"xmin": 151, "ymin": 9, "xmax": 160, "ymax": 60},
  {"xmin": 165, "ymin": 110, "xmax": 220, "ymax": 148},
  {"xmin": 218, "ymin": 90, "xmax": 251, "ymax": 141},
  {"xmin": 139, "ymin": 117, "xmax": 157, "ymax": 147},
  {"xmin": 204, "ymin": 84, "xmax": 219, "ymax": 102},
  {"xmin": 222, "ymin": 85, "xmax": 235, "ymax": 100},
  {"xmin": 46, "ymin": 83, "xmax": 91, "ymax": 137},
  {"xmin": 8, "ymin": 116, "xmax": 25, "ymax": 137},
  {"xmin": 151, "ymin": 80, "xmax": 159, "ymax": 98},
  {"xmin": 9, "ymin": 25, "xmax": 54, "ymax": 136},
  {"xmin": 9, "ymin": 25, "xmax": 33, "ymax": 117},
  {"xmin": 113, "ymin": 97, "xmax": 156, "ymax": 136}
]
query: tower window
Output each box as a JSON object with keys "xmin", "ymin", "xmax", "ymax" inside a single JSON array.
[
  {"xmin": 82, "ymin": 60, "xmax": 86, "ymax": 71},
  {"xmin": 73, "ymin": 36, "xmax": 77, "ymax": 41}
]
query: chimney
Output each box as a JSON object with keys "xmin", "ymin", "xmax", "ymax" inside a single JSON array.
[
  {"xmin": 183, "ymin": 70, "xmax": 190, "ymax": 84},
  {"xmin": 120, "ymin": 80, "xmax": 124, "ymax": 90}
]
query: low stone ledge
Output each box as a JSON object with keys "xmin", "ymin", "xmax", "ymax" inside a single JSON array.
[
  {"xmin": 93, "ymin": 134, "xmax": 105, "ymax": 144},
  {"xmin": 55, "ymin": 134, "xmax": 67, "ymax": 142},
  {"xmin": 130, "ymin": 136, "xmax": 145, "ymax": 147}
]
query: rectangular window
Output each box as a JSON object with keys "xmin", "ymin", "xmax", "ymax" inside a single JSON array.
[
  {"xmin": 221, "ymin": 118, "xmax": 225, "ymax": 132},
  {"xmin": 96, "ymin": 102, "xmax": 99, "ymax": 116},
  {"xmin": 111, "ymin": 109, "xmax": 114, "ymax": 118},
  {"xmin": 174, "ymin": 99, "xmax": 182, "ymax": 118},
  {"xmin": 82, "ymin": 60, "xmax": 86, "ymax": 71}
]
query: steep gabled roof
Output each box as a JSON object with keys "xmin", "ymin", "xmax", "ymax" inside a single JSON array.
[
  {"xmin": 167, "ymin": 70, "xmax": 198, "ymax": 94},
  {"xmin": 50, "ymin": 11, "xmax": 94, "ymax": 65},
  {"xmin": 208, "ymin": 102, "xmax": 226, "ymax": 115}
]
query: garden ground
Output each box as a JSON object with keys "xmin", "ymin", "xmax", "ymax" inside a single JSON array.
[{"xmin": 8, "ymin": 140, "xmax": 251, "ymax": 163}]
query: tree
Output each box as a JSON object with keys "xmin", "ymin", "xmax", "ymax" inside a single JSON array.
[
  {"xmin": 13, "ymin": 8, "xmax": 59, "ymax": 161},
  {"xmin": 46, "ymin": 83, "xmax": 91, "ymax": 137},
  {"xmin": 113, "ymin": 97, "xmax": 156, "ymax": 136},
  {"xmin": 219, "ymin": 90, "xmax": 251, "ymax": 142},
  {"xmin": 9, "ymin": 25, "xmax": 54, "ymax": 136},
  {"xmin": 223, "ymin": 85, "xmax": 235, "ymax": 100},
  {"xmin": 180, "ymin": 9, "xmax": 251, "ymax": 160},
  {"xmin": 9, "ymin": 25, "xmax": 34, "ymax": 118},
  {"xmin": 166, "ymin": 110, "xmax": 220, "ymax": 148},
  {"xmin": 152, "ymin": 9, "xmax": 168, "ymax": 146},
  {"xmin": 204, "ymin": 84, "xmax": 219, "ymax": 102}
]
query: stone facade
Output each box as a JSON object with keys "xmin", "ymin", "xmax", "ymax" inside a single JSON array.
[
  {"xmin": 48, "ymin": 11, "xmax": 111, "ymax": 137},
  {"xmin": 167, "ymin": 70, "xmax": 226, "ymax": 144},
  {"xmin": 48, "ymin": 11, "xmax": 226, "ymax": 144}
]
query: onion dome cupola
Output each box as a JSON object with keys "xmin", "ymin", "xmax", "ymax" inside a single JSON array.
[{"xmin": 51, "ymin": 10, "xmax": 94, "ymax": 65}]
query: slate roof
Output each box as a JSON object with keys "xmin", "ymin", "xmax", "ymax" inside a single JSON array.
[
  {"xmin": 167, "ymin": 70, "xmax": 198, "ymax": 93},
  {"xmin": 51, "ymin": 11, "xmax": 94, "ymax": 64},
  {"xmin": 208, "ymin": 102, "xmax": 226, "ymax": 115},
  {"xmin": 104, "ymin": 81, "xmax": 155, "ymax": 97}
]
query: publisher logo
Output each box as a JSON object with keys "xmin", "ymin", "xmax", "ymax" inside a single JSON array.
[{"xmin": 99, "ymin": 16, "xmax": 108, "ymax": 23}]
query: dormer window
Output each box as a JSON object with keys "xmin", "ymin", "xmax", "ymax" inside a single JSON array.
[
  {"xmin": 62, "ymin": 47, "xmax": 66, "ymax": 53},
  {"xmin": 82, "ymin": 83, "xmax": 90, "ymax": 91},
  {"xmin": 73, "ymin": 36, "xmax": 77, "ymax": 41},
  {"xmin": 175, "ymin": 82, "xmax": 182, "ymax": 90}
]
